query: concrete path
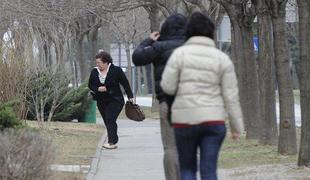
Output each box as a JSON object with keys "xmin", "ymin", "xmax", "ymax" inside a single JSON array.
[{"xmin": 87, "ymin": 119, "xmax": 165, "ymax": 180}]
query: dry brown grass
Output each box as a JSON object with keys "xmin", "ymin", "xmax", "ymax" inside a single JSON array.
[
  {"xmin": 26, "ymin": 121, "xmax": 104, "ymax": 179},
  {"xmin": 219, "ymin": 134, "xmax": 297, "ymax": 169},
  {"xmin": 51, "ymin": 172, "xmax": 85, "ymax": 180}
]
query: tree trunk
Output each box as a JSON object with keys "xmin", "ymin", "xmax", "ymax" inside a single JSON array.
[
  {"xmin": 77, "ymin": 36, "xmax": 87, "ymax": 82},
  {"xmin": 151, "ymin": 64, "xmax": 159, "ymax": 112},
  {"xmin": 34, "ymin": 95, "xmax": 40, "ymax": 124},
  {"xmin": 59, "ymin": 42, "xmax": 64, "ymax": 64},
  {"xmin": 272, "ymin": 11, "xmax": 297, "ymax": 155},
  {"xmin": 228, "ymin": 12, "xmax": 262, "ymax": 139},
  {"xmin": 47, "ymin": 100, "xmax": 57, "ymax": 123},
  {"xmin": 40, "ymin": 97, "xmax": 44, "ymax": 122},
  {"xmin": 89, "ymin": 28, "xmax": 99, "ymax": 69},
  {"xmin": 54, "ymin": 42, "xmax": 59, "ymax": 64},
  {"xmin": 137, "ymin": 67, "xmax": 142, "ymax": 95},
  {"xmin": 43, "ymin": 43, "xmax": 52, "ymax": 66},
  {"xmin": 297, "ymin": 0, "xmax": 310, "ymax": 166},
  {"xmin": 100, "ymin": 22, "xmax": 111, "ymax": 53},
  {"xmin": 257, "ymin": 0, "xmax": 278, "ymax": 145},
  {"xmin": 148, "ymin": 3, "xmax": 160, "ymax": 112},
  {"xmin": 125, "ymin": 43, "xmax": 132, "ymax": 88},
  {"xmin": 142, "ymin": 66, "xmax": 149, "ymax": 94},
  {"xmin": 241, "ymin": 24, "xmax": 262, "ymax": 139}
]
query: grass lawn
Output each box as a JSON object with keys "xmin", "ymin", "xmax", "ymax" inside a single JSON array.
[
  {"xmin": 26, "ymin": 121, "xmax": 104, "ymax": 180},
  {"xmin": 51, "ymin": 172, "xmax": 85, "ymax": 180},
  {"xmin": 219, "ymin": 135, "xmax": 298, "ymax": 169}
]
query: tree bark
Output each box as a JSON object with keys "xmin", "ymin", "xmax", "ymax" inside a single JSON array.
[
  {"xmin": 77, "ymin": 36, "xmax": 87, "ymax": 82},
  {"xmin": 147, "ymin": 3, "xmax": 160, "ymax": 112},
  {"xmin": 297, "ymin": 0, "xmax": 310, "ymax": 166},
  {"xmin": 125, "ymin": 43, "xmax": 132, "ymax": 88},
  {"xmin": 100, "ymin": 22, "xmax": 111, "ymax": 53},
  {"xmin": 221, "ymin": 3, "xmax": 262, "ymax": 139},
  {"xmin": 137, "ymin": 67, "xmax": 142, "ymax": 95},
  {"xmin": 256, "ymin": 0, "xmax": 278, "ymax": 145},
  {"xmin": 240, "ymin": 23, "xmax": 262, "ymax": 139},
  {"xmin": 89, "ymin": 27, "xmax": 99, "ymax": 69},
  {"xmin": 271, "ymin": 0, "xmax": 297, "ymax": 155},
  {"xmin": 142, "ymin": 66, "xmax": 149, "ymax": 94}
]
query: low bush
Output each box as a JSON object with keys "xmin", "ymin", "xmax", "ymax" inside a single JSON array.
[
  {"xmin": 0, "ymin": 129, "xmax": 55, "ymax": 180},
  {"xmin": 0, "ymin": 101, "xmax": 23, "ymax": 130}
]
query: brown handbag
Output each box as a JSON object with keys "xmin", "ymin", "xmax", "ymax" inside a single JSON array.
[{"xmin": 125, "ymin": 101, "xmax": 145, "ymax": 121}]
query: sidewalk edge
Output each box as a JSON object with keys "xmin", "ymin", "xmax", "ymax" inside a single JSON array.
[{"xmin": 86, "ymin": 130, "xmax": 107, "ymax": 180}]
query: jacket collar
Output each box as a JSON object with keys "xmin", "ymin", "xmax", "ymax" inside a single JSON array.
[{"xmin": 185, "ymin": 36, "xmax": 215, "ymax": 47}]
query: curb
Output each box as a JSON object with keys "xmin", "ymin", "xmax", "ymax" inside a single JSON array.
[{"xmin": 86, "ymin": 130, "xmax": 107, "ymax": 180}]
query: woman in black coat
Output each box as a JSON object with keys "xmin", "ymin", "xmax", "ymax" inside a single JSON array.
[{"xmin": 88, "ymin": 51, "xmax": 133, "ymax": 149}]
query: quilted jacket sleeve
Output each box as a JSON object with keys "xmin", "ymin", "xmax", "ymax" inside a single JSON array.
[
  {"xmin": 119, "ymin": 67, "xmax": 134, "ymax": 99},
  {"xmin": 221, "ymin": 57, "xmax": 244, "ymax": 134},
  {"xmin": 132, "ymin": 38, "xmax": 159, "ymax": 66}
]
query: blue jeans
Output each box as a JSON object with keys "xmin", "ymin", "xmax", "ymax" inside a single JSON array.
[{"xmin": 174, "ymin": 124, "xmax": 226, "ymax": 180}]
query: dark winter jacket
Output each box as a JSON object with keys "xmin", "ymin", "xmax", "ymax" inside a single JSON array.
[
  {"xmin": 88, "ymin": 64, "xmax": 133, "ymax": 105},
  {"xmin": 132, "ymin": 14, "xmax": 187, "ymax": 102}
]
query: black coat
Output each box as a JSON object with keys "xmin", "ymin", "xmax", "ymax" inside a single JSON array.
[
  {"xmin": 132, "ymin": 14, "xmax": 186, "ymax": 102},
  {"xmin": 88, "ymin": 64, "xmax": 133, "ymax": 105}
]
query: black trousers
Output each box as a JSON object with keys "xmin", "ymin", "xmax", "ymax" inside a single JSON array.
[{"xmin": 97, "ymin": 100, "xmax": 124, "ymax": 144}]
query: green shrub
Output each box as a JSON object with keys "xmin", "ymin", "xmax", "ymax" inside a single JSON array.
[
  {"xmin": 0, "ymin": 102, "xmax": 22, "ymax": 130},
  {"xmin": 52, "ymin": 84, "xmax": 92, "ymax": 121},
  {"xmin": 26, "ymin": 83, "xmax": 92, "ymax": 122}
]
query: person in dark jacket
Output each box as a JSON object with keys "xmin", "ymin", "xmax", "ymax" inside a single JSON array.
[
  {"xmin": 89, "ymin": 51, "xmax": 134, "ymax": 149},
  {"xmin": 132, "ymin": 13, "xmax": 187, "ymax": 180}
]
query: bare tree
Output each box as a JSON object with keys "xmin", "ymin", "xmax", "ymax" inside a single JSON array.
[
  {"xmin": 0, "ymin": 49, "xmax": 29, "ymax": 120},
  {"xmin": 110, "ymin": 7, "xmax": 150, "ymax": 88},
  {"xmin": 216, "ymin": 0, "xmax": 262, "ymax": 139},
  {"xmin": 297, "ymin": 0, "xmax": 310, "ymax": 166},
  {"xmin": 25, "ymin": 63, "xmax": 71, "ymax": 129},
  {"xmin": 252, "ymin": 0, "xmax": 278, "ymax": 145},
  {"xmin": 270, "ymin": 0, "xmax": 297, "ymax": 155}
]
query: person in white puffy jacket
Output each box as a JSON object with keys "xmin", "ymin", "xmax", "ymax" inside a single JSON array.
[{"xmin": 160, "ymin": 12, "xmax": 244, "ymax": 180}]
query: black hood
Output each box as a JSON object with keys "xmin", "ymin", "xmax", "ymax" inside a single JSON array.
[{"xmin": 159, "ymin": 13, "xmax": 187, "ymax": 41}]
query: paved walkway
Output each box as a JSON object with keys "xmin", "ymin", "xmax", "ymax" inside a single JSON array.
[
  {"xmin": 88, "ymin": 118, "xmax": 232, "ymax": 180},
  {"xmin": 87, "ymin": 119, "xmax": 165, "ymax": 180}
]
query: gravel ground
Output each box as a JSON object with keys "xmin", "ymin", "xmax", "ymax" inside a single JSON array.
[{"xmin": 218, "ymin": 164, "xmax": 310, "ymax": 180}]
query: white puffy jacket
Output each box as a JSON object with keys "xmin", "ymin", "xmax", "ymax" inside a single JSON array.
[{"xmin": 160, "ymin": 36, "xmax": 244, "ymax": 133}]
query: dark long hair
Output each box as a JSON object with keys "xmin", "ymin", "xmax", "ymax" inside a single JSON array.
[{"xmin": 186, "ymin": 12, "xmax": 215, "ymax": 40}]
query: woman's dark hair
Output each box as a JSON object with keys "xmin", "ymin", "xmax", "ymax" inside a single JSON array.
[
  {"xmin": 186, "ymin": 12, "xmax": 215, "ymax": 40},
  {"xmin": 95, "ymin": 51, "xmax": 113, "ymax": 64}
]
